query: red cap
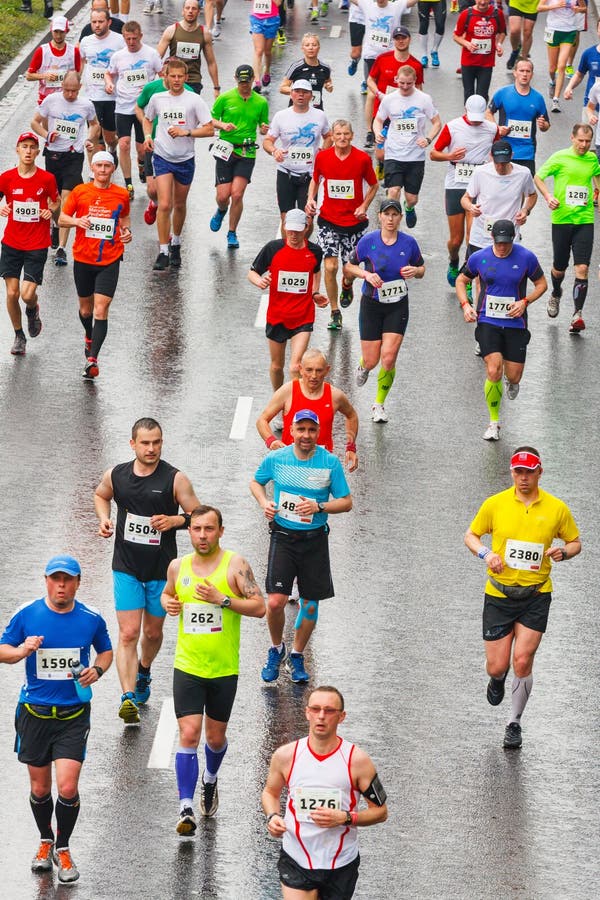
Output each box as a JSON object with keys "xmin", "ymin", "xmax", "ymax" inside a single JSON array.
[
  {"xmin": 510, "ymin": 451, "xmax": 541, "ymax": 470},
  {"xmin": 17, "ymin": 132, "xmax": 39, "ymax": 146}
]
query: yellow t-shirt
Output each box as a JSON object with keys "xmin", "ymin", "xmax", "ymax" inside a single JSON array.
[{"xmin": 469, "ymin": 487, "xmax": 579, "ymax": 597}]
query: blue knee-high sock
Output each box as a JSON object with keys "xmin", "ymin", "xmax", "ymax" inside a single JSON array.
[
  {"xmin": 204, "ymin": 741, "xmax": 228, "ymax": 783},
  {"xmin": 175, "ymin": 747, "xmax": 199, "ymax": 805}
]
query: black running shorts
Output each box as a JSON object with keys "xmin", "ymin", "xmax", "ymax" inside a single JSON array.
[
  {"xmin": 15, "ymin": 704, "xmax": 90, "ymax": 766},
  {"xmin": 359, "ymin": 294, "xmax": 409, "ymax": 340},
  {"xmin": 475, "ymin": 322, "xmax": 530, "ymax": 364},
  {"xmin": 483, "ymin": 592, "xmax": 552, "ymax": 640},
  {"xmin": 278, "ymin": 849, "xmax": 360, "ymax": 900},
  {"xmin": 173, "ymin": 670, "xmax": 238, "ymax": 721},
  {"xmin": 0, "ymin": 244, "xmax": 48, "ymax": 284},
  {"xmin": 74, "ymin": 257, "xmax": 121, "ymax": 299},
  {"xmin": 266, "ymin": 524, "xmax": 333, "ymax": 600}
]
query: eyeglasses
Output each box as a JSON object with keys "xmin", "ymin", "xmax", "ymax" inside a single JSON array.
[{"xmin": 307, "ymin": 706, "xmax": 342, "ymax": 715}]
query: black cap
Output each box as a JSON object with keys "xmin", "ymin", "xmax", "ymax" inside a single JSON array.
[
  {"xmin": 380, "ymin": 199, "xmax": 403, "ymax": 213},
  {"xmin": 235, "ymin": 64, "xmax": 254, "ymax": 82},
  {"xmin": 491, "ymin": 139, "xmax": 513, "ymax": 161},
  {"xmin": 491, "ymin": 219, "xmax": 516, "ymax": 243},
  {"xmin": 393, "ymin": 26, "xmax": 411, "ymax": 38}
]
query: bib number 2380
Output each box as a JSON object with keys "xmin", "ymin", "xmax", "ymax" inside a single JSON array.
[{"xmin": 505, "ymin": 539, "xmax": 544, "ymax": 571}]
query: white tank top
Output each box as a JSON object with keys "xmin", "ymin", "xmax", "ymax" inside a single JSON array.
[
  {"xmin": 283, "ymin": 736, "xmax": 359, "ymax": 870},
  {"xmin": 38, "ymin": 44, "xmax": 76, "ymax": 101}
]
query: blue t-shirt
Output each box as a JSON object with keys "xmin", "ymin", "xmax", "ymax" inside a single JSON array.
[
  {"xmin": 464, "ymin": 243, "xmax": 543, "ymax": 329},
  {"xmin": 350, "ymin": 229, "xmax": 424, "ymax": 303},
  {"xmin": 1, "ymin": 598, "xmax": 112, "ymax": 705},
  {"xmin": 489, "ymin": 85, "xmax": 548, "ymax": 160},
  {"xmin": 254, "ymin": 444, "xmax": 350, "ymax": 531},
  {"xmin": 576, "ymin": 45, "xmax": 600, "ymax": 104}
]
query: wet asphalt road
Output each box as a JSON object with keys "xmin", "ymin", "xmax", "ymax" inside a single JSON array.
[{"xmin": 0, "ymin": 2, "xmax": 599, "ymax": 898}]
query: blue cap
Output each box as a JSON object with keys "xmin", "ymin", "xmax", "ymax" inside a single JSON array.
[
  {"xmin": 293, "ymin": 409, "xmax": 320, "ymax": 425},
  {"xmin": 45, "ymin": 555, "xmax": 81, "ymax": 577}
]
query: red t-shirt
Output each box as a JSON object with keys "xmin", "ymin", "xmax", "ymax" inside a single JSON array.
[
  {"xmin": 313, "ymin": 146, "xmax": 377, "ymax": 230},
  {"xmin": 455, "ymin": 5, "xmax": 506, "ymax": 68},
  {"xmin": 28, "ymin": 44, "xmax": 82, "ymax": 73},
  {"xmin": 370, "ymin": 52, "xmax": 424, "ymax": 117},
  {"xmin": 251, "ymin": 239, "xmax": 323, "ymax": 329},
  {"xmin": 282, "ymin": 381, "xmax": 334, "ymax": 451},
  {"xmin": 62, "ymin": 182, "xmax": 130, "ymax": 266},
  {"xmin": 0, "ymin": 167, "xmax": 59, "ymax": 251}
]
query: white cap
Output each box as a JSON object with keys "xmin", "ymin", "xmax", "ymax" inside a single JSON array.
[
  {"xmin": 91, "ymin": 150, "xmax": 115, "ymax": 166},
  {"xmin": 285, "ymin": 209, "xmax": 307, "ymax": 231},
  {"xmin": 465, "ymin": 94, "xmax": 487, "ymax": 123},
  {"xmin": 51, "ymin": 15, "xmax": 69, "ymax": 32},
  {"xmin": 291, "ymin": 79, "xmax": 313, "ymax": 92}
]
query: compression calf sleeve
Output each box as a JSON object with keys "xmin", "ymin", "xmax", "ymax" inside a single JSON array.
[
  {"xmin": 30, "ymin": 792, "xmax": 54, "ymax": 840},
  {"xmin": 509, "ymin": 674, "xmax": 533, "ymax": 724},
  {"xmin": 573, "ymin": 278, "xmax": 588, "ymax": 311},
  {"xmin": 204, "ymin": 741, "xmax": 228, "ymax": 782},
  {"xmin": 375, "ymin": 367, "xmax": 396, "ymax": 405},
  {"xmin": 175, "ymin": 747, "xmax": 199, "ymax": 802},
  {"xmin": 79, "ymin": 313, "xmax": 93, "ymax": 340},
  {"xmin": 56, "ymin": 793, "xmax": 80, "ymax": 848},
  {"xmin": 551, "ymin": 270, "xmax": 565, "ymax": 297},
  {"xmin": 90, "ymin": 319, "xmax": 108, "ymax": 359},
  {"xmin": 485, "ymin": 378, "xmax": 503, "ymax": 422}
]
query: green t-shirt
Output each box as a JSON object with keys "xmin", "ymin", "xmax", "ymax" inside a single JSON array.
[
  {"xmin": 136, "ymin": 79, "xmax": 194, "ymax": 138},
  {"xmin": 509, "ymin": 0, "xmax": 538, "ymax": 15},
  {"xmin": 211, "ymin": 87, "xmax": 269, "ymax": 158},
  {"xmin": 536, "ymin": 147, "xmax": 600, "ymax": 225}
]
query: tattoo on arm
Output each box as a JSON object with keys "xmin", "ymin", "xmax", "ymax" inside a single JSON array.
[{"xmin": 240, "ymin": 563, "xmax": 261, "ymax": 599}]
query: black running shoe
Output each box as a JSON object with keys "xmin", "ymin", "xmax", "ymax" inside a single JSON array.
[
  {"xmin": 339, "ymin": 282, "xmax": 354, "ymax": 308},
  {"xmin": 200, "ymin": 776, "xmax": 218, "ymax": 817},
  {"xmin": 26, "ymin": 304, "xmax": 42, "ymax": 338},
  {"xmin": 138, "ymin": 161, "xmax": 146, "ymax": 184},
  {"xmin": 364, "ymin": 130, "xmax": 375, "ymax": 149},
  {"xmin": 169, "ymin": 243, "xmax": 182, "ymax": 268},
  {"xmin": 153, "ymin": 251, "xmax": 170, "ymax": 271},
  {"xmin": 487, "ymin": 670, "xmax": 508, "ymax": 706},
  {"xmin": 503, "ymin": 722, "xmax": 522, "ymax": 749}
]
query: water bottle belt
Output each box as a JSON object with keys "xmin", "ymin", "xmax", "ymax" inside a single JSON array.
[{"xmin": 24, "ymin": 702, "xmax": 87, "ymax": 720}]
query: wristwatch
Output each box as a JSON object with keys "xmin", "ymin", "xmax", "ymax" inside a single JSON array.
[
  {"xmin": 221, "ymin": 596, "xmax": 232, "ymax": 608},
  {"xmin": 317, "ymin": 501, "xmax": 326, "ymax": 512},
  {"xmin": 560, "ymin": 549, "xmax": 568, "ymax": 561},
  {"xmin": 345, "ymin": 811, "xmax": 352, "ymax": 825}
]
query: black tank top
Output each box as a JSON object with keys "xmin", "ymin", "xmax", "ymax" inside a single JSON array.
[{"xmin": 112, "ymin": 459, "xmax": 179, "ymax": 582}]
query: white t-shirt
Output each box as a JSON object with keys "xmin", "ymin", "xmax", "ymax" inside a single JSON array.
[
  {"xmin": 268, "ymin": 107, "xmax": 330, "ymax": 175},
  {"xmin": 39, "ymin": 94, "xmax": 97, "ymax": 154},
  {"xmin": 107, "ymin": 44, "xmax": 163, "ymax": 115},
  {"xmin": 80, "ymin": 32, "xmax": 125, "ymax": 102},
  {"xmin": 467, "ymin": 161, "xmax": 535, "ymax": 248},
  {"xmin": 378, "ymin": 88, "xmax": 437, "ymax": 162},
  {"xmin": 438, "ymin": 116, "xmax": 498, "ymax": 189},
  {"xmin": 358, "ymin": 0, "xmax": 409, "ymax": 60},
  {"xmin": 145, "ymin": 91, "xmax": 211, "ymax": 162}
]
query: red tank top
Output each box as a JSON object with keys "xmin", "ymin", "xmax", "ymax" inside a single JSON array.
[{"xmin": 282, "ymin": 381, "xmax": 334, "ymax": 451}]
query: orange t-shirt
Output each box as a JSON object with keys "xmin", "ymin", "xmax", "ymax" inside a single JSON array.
[{"xmin": 62, "ymin": 182, "xmax": 130, "ymax": 265}]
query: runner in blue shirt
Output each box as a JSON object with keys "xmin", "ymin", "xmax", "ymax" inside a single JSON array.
[
  {"xmin": 250, "ymin": 410, "xmax": 352, "ymax": 684},
  {"xmin": 564, "ymin": 19, "xmax": 600, "ymax": 105},
  {"xmin": 488, "ymin": 57, "xmax": 550, "ymax": 173},
  {"xmin": 0, "ymin": 555, "xmax": 113, "ymax": 885},
  {"xmin": 455, "ymin": 219, "xmax": 547, "ymax": 442}
]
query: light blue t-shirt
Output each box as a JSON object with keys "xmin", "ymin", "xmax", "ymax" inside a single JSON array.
[
  {"xmin": 576, "ymin": 45, "xmax": 600, "ymax": 104},
  {"xmin": 489, "ymin": 85, "xmax": 548, "ymax": 160}
]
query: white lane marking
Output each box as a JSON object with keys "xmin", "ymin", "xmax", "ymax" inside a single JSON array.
[
  {"xmin": 147, "ymin": 697, "xmax": 178, "ymax": 769},
  {"xmin": 330, "ymin": 25, "xmax": 342, "ymax": 39},
  {"xmin": 229, "ymin": 396, "xmax": 254, "ymax": 441},
  {"xmin": 255, "ymin": 294, "xmax": 268, "ymax": 328}
]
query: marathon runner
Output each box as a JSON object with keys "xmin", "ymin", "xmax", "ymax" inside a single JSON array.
[
  {"xmin": 418, "ymin": 0, "xmax": 448, "ymax": 69},
  {"xmin": 453, "ymin": 0, "xmax": 506, "ymax": 102},
  {"xmin": 248, "ymin": 0, "xmax": 283, "ymax": 93},
  {"xmin": 279, "ymin": 32, "xmax": 333, "ymax": 111},
  {"xmin": 157, "ymin": 0, "xmax": 220, "ymax": 96},
  {"xmin": 347, "ymin": 0, "xmax": 367, "ymax": 94},
  {"xmin": 78, "ymin": 0, "xmax": 125, "ymax": 41},
  {"xmin": 465, "ymin": 447, "xmax": 581, "ymax": 748},
  {"xmin": 26, "ymin": 16, "xmax": 80, "ymax": 106},
  {"xmin": 487, "ymin": 57, "xmax": 550, "ymax": 175},
  {"xmin": 79, "ymin": 8, "xmax": 125, "ymax": 162},
  {"xmin": 537, "ymin": 0, "xmax": 587, "ymax": 113},
  {"xmin": 505, "ymin": 0, "xmax": 540, "ymax": 70},
  {"xmin": 564, "ymin": 19, "xmax": 600, "ymax": 109}
]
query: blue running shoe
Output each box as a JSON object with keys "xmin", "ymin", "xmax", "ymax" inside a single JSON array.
[
  {"xmin": 261, "ymin": 643, "xmax": 287, "ymax": 682},
  {"xmin": 348, "ymin": 58, "xmax": 358, "ymax": 76},
  {"xmin": 227, "ymin": 230, "xmax": 239, "ymax": 249},
  {"xmin": 135, "ymin": 671, "xmax": 152, "ymax": 705},
  {"xmin": 447, "ymin": 263, "xmax": 459, "ymax": 287},
  {"xmin": 431, "ymin": 51, "xmax": 440, "ymax": 67},
  {"xmin": 210, "ymin": 207, "xmax": 226, "ymax": 232},
  {"xmin": 421, "ymin": 56, "xmax": 428, "ymax": 68},
  {"xmin": 284, "ymin": 652, "xmax": 310, "ymax": 683},
  {"xmin": 405, "ymin": 205, "xmax": 417, "ymax": 228},
  {"xmin": 360, "ymin": 80, "xmax": 368, "ymax": 95}
]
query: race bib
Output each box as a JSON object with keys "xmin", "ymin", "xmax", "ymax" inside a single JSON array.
[
  {"xmin": 161, "ymin": 108, "xmax": 186, "ymax": 125},
  {"xmin": 288, "ymin": 146, "xmax": 314, "ymax": 165},
  {"xmin": 565, "ymin": 185, "xmax": 589, "ymax": 207},
  {"xmin": 379, "ymin": 278, "xmax": 407, "ymax": 303},
  {"xmin": 55, "ymin": 118, "xmax": 78, "ymax": 141},
  {"xmin": 36, "ymin": 648, "xmax": 80, "ymax": 680},
  {"xmin": 394, "ymin": 118, "xmax": 418, "ymax": 134},
  {"xmin": 124, "ymin": 512, "xmax": 161, "ymax": 545},
  {"xmin": 484, "ymin": 217, "xmax": 496, "ymax": 235},
  {"xmin": 505, "ymin": 539, "xmax": 545, "ymax": 572},
  {"xmin": 278, "ymin": 490, "xmax": 313, "ymax": 525},
  {"xmin": 277, "ymin": 270, "xmax": 309, "ymax": 293},
  {"xmin": 212, "ymin": 138, "xmax": 233, "ymax": 160},
  {"xmin": 473, "ymin": 38, "xmax": 492, "ymax": 55},
  {"xmin": 544, "ymin": 28, "xmax": 555, "ymax": 44},
  {"xmin": 311, "ymin": 90, "xmax": 321, "ymax": 107},
  {"xmin": 293, "ymin": 788, "xmax": 342, "ymax": 823},
  {"xmin": 46, "ymin": 69, "xmax": 66, "ymax": 85},
  {"xmin": 89, "ymin": 66, "xmax": 106, "ymax": 84},
  {"xmin": 327, "ymin": 179, "xmax": 354, "ymax": 199},
  {"xmin": 455, "ymin": 162, "xmax": 477, "ymax": 183},
  {"xmin": 368, "ymin": 28, "xmax": 389, "ymax": 48},
  {"xmin": 485, "ymin": 294, "xmax": 513, "ymax": 318},
  {"xmin": 13, "ymin": 201, "xmax": 40, "ymax": 222},
  {"xmin": 176, "ymin": 42, "xmax": 199, "ymax": 60},
  {"xmin": 85, "ymin": 216, "xmax": 116, "ymax": 240},
  {"xmin": 507, "ymin": 119, "xmax": 531, "ymax": 139},
  {"xmin": 183, "ymin": 602, "xmax": 223, "ymax": 634},
  {"xmin": 123, "ymin": 68, "xmax": 147, "ymax": 87},
  {"xmin": 253, "ymin": 0, "xmax": 271, "ymax": 12}
]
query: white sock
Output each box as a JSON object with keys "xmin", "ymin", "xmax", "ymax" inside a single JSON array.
[
  {"xmin": 159, "ymin": 244, "xmax": 169, "ymax": 254},
  {"xmin": 420, "ymin": 35, "xmax": 428, "ymax": 57},
  {"xmin": 433, "ymin": 33, "xmax": 443, "ymax": 52},
  {"xmin": 171, "ymin": 234, "xmax": 181, "ymax": 246},
  {"xmin": 509, "ymin": 674, "xmax": 533, "ymax": 724}
]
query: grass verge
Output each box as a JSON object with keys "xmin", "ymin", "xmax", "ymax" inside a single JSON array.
[{"xmin": 0, "ymin": 2, "xmax": 48, "ymax": 70}]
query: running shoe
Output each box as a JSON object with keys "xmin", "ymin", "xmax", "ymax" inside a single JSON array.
[
  {"xmin": 371, "ymin": 403, "xmax": 388, "ymax": 423},
  {"xmin": 138, "ymin": 161, "xmax": 146, "ymax": 183},
  {"xmin": 421, "ymin": 56, "xmax": 428, "ymax": 68},
  {"xmin": 310, "ymin": 7, "xmax": 319, "ymax": 21},
  {"xmin": 227, "ymin": 230, "xmax": 239, "ymax": 249},
  {"xmin": 340, "ymin": 0, "xmax": 349, "ymax": 9},
  {"xmin": 319, "ymin": 1, "xmax": 329, "ymax": 15},
  {"xmin": 84, "ymin": 337, "xmax": 92, "ymax": 358},
  {"xmin": 31, "ymin": 839, "xmax": 54, "ymax": 873},
  {"xmin": 506, "ymin": 46, "xmax": 521, "ymax": 70},
  {"xmin": 356, "ymin": 363, "xmax": 369, "ymax": 386},
  {"xmin": 339, "ymin": 281, "xmax": 354, "ymax": 308},
  {"xmin": 276, "ymin": 27, "xmax": 286, "ymax": 44},
  {"xmin": 569, "ymin": 311, "xmax": 586, "ymax": 333},
  {"xmin": 503, "ymin": 722, "xmax": 522, "ymax": 749},
  {"xmin": 262, "ymin": 72, "xmax": 271, "ymax": 87},
  {"xmin": 364, "ymin": 131, "xmax": 375, "ymax": 149},
  {"xmin": 360, "ymin": 80, "xmax": 368, "ymax": 95},
  {"xmin": 375, "ymin": 160, "xmax": 384, "ymax": 181},
  {"xmin": 271, "ymin": 413, "xmax": 284, "ymax": 432},
  {"xmin": 284, "ymin": 652, "xmax": 310, "ymax": 683},
  {"xmin": 127, "ymin": 183, "xmax": 135, "ymax": 201},
  {"xmin": 212, "ymin": 22, "xmax": 222, "ymax": 38},
  {"xmin": 551, "ymin": 97, "xmax": 560, "ymax": 113},
  {"xmin": 505, "ymin": 379, "xmax": 520, "ymax": 400},
  {"xmin": 135, "ymin": 671, "xmax": 152, "ymax": 705},
  {"xmin": 53, "ymin": 848, "xmax": 79, "ymax": 884},
  {"xmin": 447, "ymin": 263, "xmax": 459, "ymax": 287},
  {"xmin": 143, "ymin": 1, "xmax": 154, "ymax": 14},
  {"xmin": 210, "ymin": 207, "xmax": 226, "ymax": 232},
  {"xmin": 547, "ymin": 293, "xmax": 560, "ymax": 318},
  {"xmin": 144, "ymin": 201, "xmax": 157, "ymax": 225},
  {"xmin": 83, "ymin": 357, "xmax": 99, "ymax": 380},
  {"xmin": 483, "ymin": 422, "xmax": 500, "ymax": 441},
  {"xmin": 405, "ymin": 206, "xmax": 417, "ymax": 228},
  {"xmin": 253, "ymin": 81, "xmax": 262, "ymax": 94},
  {"xmin": 169, "ymin": 243, "xmax": 182, "ymax": 268},
  {"xmin": 153, "ymin": 251, "xmax": 170, "ymax": 271},
  {"xmin": 155, "ymin": 0, "xmax": 163, "ymax": 12},
  {"xmin": 10, "ymin": 333, "xmax": 26, "ymax": 356},
  {"xmin": 51, "ymin": 224, "xmax": 59, "ymax": 250},
  {"xmin": 200, "ymin": 776, "xmax": 219, "ymax": 817},
  {"xmin": 118, "ymin": 691, "xmax": 140, "ymax": 723},
  {"xmin": 26, "ymin": 304, "xmax": 42, "ymax": 338},
  {"xmin": 565, "ymin": 65, "xmax": 574, "ymax": 78},
  {"xmin": 327, "ymin": 310, "xmax": 343, "ymax": 330},
  {"xmin": 431, "ymin": 51, "xmax": 440, "ymax": 68},
  {"xmin": 348, "ymin": 58, "xmax": 358, "ymax": 76},
  {"xmin": 176, "ymin": 807, "xmax": 197, "ymax": 835},
  {"xmin": 487, "ymin": 670, "xmax": 508, "ymax": 706},
  {"xmin": 261, "ymin": 643, "xmax": 287, "ymax": 682},
  {"xmin": 54, "ymin": 247, "xmax": 68, "ymax": 266}
]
